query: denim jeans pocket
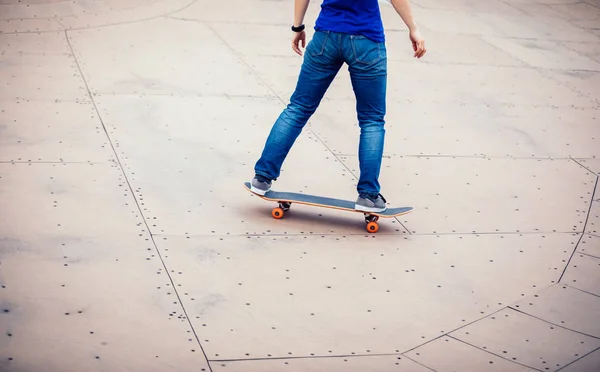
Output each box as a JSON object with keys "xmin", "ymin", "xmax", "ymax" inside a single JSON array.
[
  {"xmin": 350, "ymin": 35, "xmax": 383, "ymax": 64},
  {"xmin": 308, "ymin": 31, "xmax": 330, "ymax": 57}
]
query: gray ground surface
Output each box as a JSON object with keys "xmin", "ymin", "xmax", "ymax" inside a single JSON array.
[{"xmin": 1, "ymin": 0, "xmax": 599, "ymax": 371}]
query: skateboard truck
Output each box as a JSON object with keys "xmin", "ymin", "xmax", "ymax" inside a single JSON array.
[
  {"xmin": 364, "ymin": 214, "xmax": 380, "ymax": 233},
  {"xmin": 272, "ymin": 201, "xmax": 291, "ymax": 219},
  {"xmin": 272, "ymin": 200, "xmax": 381, "ymax": 233}
]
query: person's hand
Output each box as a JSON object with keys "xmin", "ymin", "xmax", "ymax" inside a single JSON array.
[
  {"xmin": 292, "ymin": 30, "xmax": 306, "ymax": 56},
  {"xmin": 409, "ymin": 28, "xmax": 426, "ymax": 58}
]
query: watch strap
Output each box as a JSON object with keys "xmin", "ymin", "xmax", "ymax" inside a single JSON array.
[{"xmin": 291, "ymin": 24, "xmax": 305, "ymax": 32}]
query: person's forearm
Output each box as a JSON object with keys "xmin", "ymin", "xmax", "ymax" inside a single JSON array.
[
  {"xmin": 294, "ymin": 0, "xmax": 310, "ymax": 27},
  {"xmin": 389, "ymin": 0, "xmax": 418, "ymax": 31}
]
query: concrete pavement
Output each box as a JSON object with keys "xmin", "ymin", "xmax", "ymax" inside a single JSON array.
[{"xmin": 1, "ymin": 0, "xmax": 599, "ymax": 371}]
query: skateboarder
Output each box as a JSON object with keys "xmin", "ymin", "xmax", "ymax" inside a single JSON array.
[{"xmin": 250, "ymin": 0, "xmax": 426, "ymax": 213}]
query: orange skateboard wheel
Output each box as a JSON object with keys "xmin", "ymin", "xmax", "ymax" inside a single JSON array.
[
  {"xmin": 366, "ymin": 221, "xmax": 379, "ymax": 233},
  {"xmin": 272, "ymin": 207, "xmax": 284, "ymax": 219}
]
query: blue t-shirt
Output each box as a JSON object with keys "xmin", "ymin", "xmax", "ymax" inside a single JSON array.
[{"xmin": 315, "ymin": 0, "xmax": 385, "ymax": 42}]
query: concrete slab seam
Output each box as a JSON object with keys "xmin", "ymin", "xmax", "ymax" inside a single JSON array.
[
  {"xmin": 394, "ymin": 155, "xmax": 600, "ymax": 160},
  {"xmin": 564, "ymin": 284, "xmax": 600, "ymax": 299},
  {"xmin": 582, "ymin": 1, "xmax": 600, "ymax": 11},
  {"xmin": 475, "ymin": 33, "xmax": 529, "ymax": 69},
  {"xmin": 401, "ymin": 307, "xmax": 509, "ymax": 354},
  {"xmin": 209, "ymin": 352, "xmax": 428, "ymax": 365},
  {"xmin": 500, "ymin": 0, "xmax": 600, "ymax": 43},
  {"xmin": 445, "ymin": 334, "xmax": 544, "ymax": 372},
  {"xmin": 63, "ymin": 28, "xmax": 214, "ymax": 372},
  {"xmin": 167, "ymin": 16, "xmax": 289, "ymax": 27},
  {"xmin": 538, "ymin": 68, "xmax": 600, "ymax": 106},
  {"xmin": 507, "ymin": 303, "xmax": 600, "ymax": 340},
  {"xmin": 572, "ymin": 158, "xmax": 600, "ymax": 176},
  {"xmin": 558, "ymin": 176, "xmax": 599, "ymax": 283},
  {"xmin": 555, "ymin": 345, "xmax": 600, "ymax": 372},
  {"xmin": 0, "ymin": 0, "xmax": 199, "ymax": 34},
  {"xmin": 0, "ymin": 161, "xmax": 99, "ymax": 164},
  {"xmin": 577, "ymin": 251, "xmax": 600, "ymax": 260},
  {"xmin": 403, "ymin": 285, "xmax": 600, "ymax": 371}
]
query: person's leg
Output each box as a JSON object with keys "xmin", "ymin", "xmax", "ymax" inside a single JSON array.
[
  {"xmin": 343, "ymin": 34, "xmax": 388, "ymax": 211},
  {"xmin": 252, "ymin": 31, "xmax": 344, "ymax": 194}
]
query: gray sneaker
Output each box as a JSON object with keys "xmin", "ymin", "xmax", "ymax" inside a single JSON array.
[
  {"xmin": 250, "ymin": 176, "xmax": 271, "ymax": 195},
  {"xmin": 355, "ymin": 193, "xmax": 387, "ymax": 213}
]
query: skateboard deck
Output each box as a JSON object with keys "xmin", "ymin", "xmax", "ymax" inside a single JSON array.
[{"xmin": 243, "ymin": 182, "xmax": 412, "ymax": 233}]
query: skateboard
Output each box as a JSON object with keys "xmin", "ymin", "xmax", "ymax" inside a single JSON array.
[{"xmin": 243, "ymin": 182, "xmax": 413, "ymax": 233}]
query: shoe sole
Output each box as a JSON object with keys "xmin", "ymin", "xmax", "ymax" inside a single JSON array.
[
  {"xmin": 355, "ymin": 204, "xmax": 387, "ymax": 213},
  {"xmin": 250, "ymin": 185, "xmax": 269, "ymax": 195}
]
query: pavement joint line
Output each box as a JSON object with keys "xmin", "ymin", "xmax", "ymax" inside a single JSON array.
[
  {"xmin": 150, "ymin": 231, "xmax": 581, "ymax": 238},
  {"xmin": 556, "ymin": 345, "xmax": 600, "ymax": 372},
  {"xmin": 90, "ymin": 91, "xmax": 277, "ymax": 99},
  {"xmin": 571, "ymin": 158, "xmax": 600, "ymax": 175},
  {"xmin": 538, "ymin": 67, "xmax": 600, "ymax": 104},
  {"xmin": 54, "ymin": 15, "xmax": 66, "ymax": 29},
  {"xmin": 0, "ymin": 98, "xmax": 93, "ymax": 103},
  {"xmin": 0, "ymin": 161, "xmax": 104, "ymax": 164},
  {"xmin": 209, "ymin": 352, "xmax": 437, "ymax": 370},
  {"xmin": 210, "ymin": 352, "xmax": 436, "ymax": 371},
  {"xmin": 471, "ymin": 33, "xmax": 598, "ymax": 42},
  {"xmin": 575, "ymin": 250, "xmax": 600, "ymax": 260},
  {"xmin": 63, "ymin": 28, "xmax": 214, "ymax": 372},
  {"xmin": 210, "ymin": 352, "xmax": 405, "ymax": 363},
  {"xmin": 500, "ymin": 0, "xmax": 599, "ymax": 44},
  {"xmin": 318, "ymin": 98, "xmax": 597, "ymax": 108},
  {"xmin": 3, "ymin": 13, "xmax": 599, "ymax": 52},
  {"xmin": 401, "ymin": 307, "xmax": 509, "ymax": 355},
  {"xmin": 584, "ymin": 0, "xmax": 600, "ymax": 10},
  {"xmin": 416, "ymin": 59, "xmax": 600, "ymax": 72},
  {"xmin": 167, "ymin": 16, "xmax": 600, "ymax": 46},
  {"xmin": 564, "ymin": 284, "xmax": 600, "ymax": 299},
  {"xmin": 0, "ymin": 0, "xmax": 199, "ymax": 34},
  {"xmin": 507, "ymin": 305, "xmax": 600, "ymax": 340},
  {"xmin": 421, "ymin": 296, "xmax": 560, "ymax": 369},
  {"xmin": 558, "ymin": 175, "xmax": 599, "ymax": 283},
  {"xmin": 401, "ymin": 353, "xmax": 436, "ymax": 371},
  {"xmin": 338, "ymin": 154, "xmax": 600, "ymax": 160},
  {"xmin": 444, "ymin": 334, "xmax": 545, "ymax": 372},
  {"xmin": 166, "ymin": 16, "xmax": 288, "ymax": 27}
]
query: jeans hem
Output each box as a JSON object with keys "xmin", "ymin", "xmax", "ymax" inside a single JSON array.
[{"xmin": 254, "ymin": 170, "xmax": 276, "ymax": 182}]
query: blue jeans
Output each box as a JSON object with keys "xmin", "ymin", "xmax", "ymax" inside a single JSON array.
[{"xmin": 254, "ymin": 30, "xmax": 387, "ymax": 197}]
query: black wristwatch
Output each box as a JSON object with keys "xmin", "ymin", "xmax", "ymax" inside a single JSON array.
[{"xmin": 291, "ymin": 24, "xmax": 305, "ymax": 32}]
